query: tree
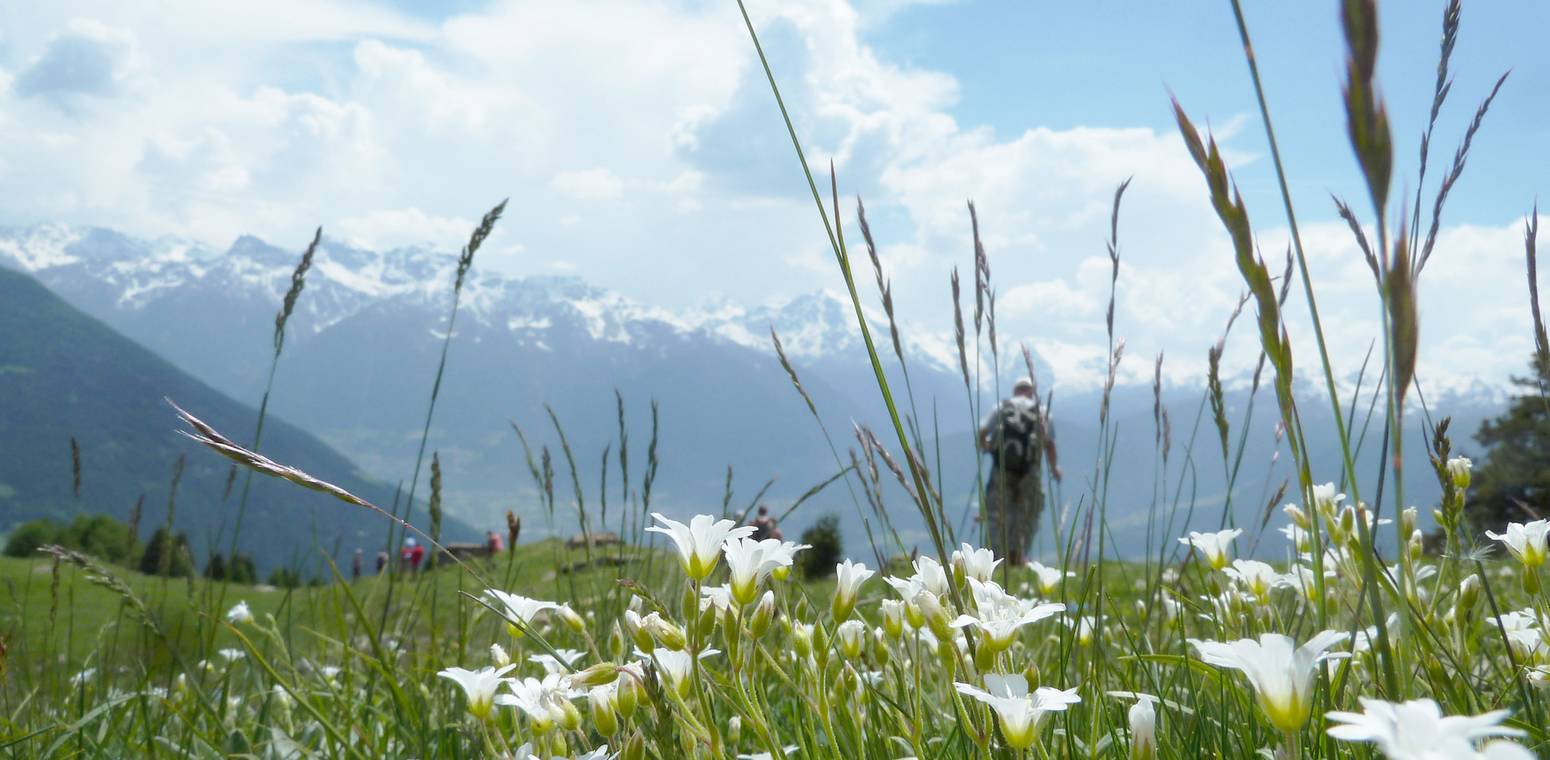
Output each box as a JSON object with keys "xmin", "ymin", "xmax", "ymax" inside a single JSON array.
[
  {"xmin": 1465, "ymin": 358, "xmax": 1550, "ymax": 537},
  {"xmin": 204, "ymin": 553, "xmax": 228, "ymax": 580},
  {"xmin": 228, "ymin": 554, "xmax": 257, "ymax": 584},
  {"xmin": 3, "ymin": 519, "xmax": 60, "ymax": 558},
  {"xmin": 267, "ymin": 567, "xmax": 302, "ymax": 589},
  {"xmin": 4, "ymin": 515, "xmax": 140, "ymax": 565},
  {"xmin": 138, "ymin": 528, "xmax": 194, "ymax": 577},
  {"xmin": 61, "ymin": 514, "xmax": 138, "ymax": 564},
  {"xmin": 796, "ymin": 514, "xmax": 843, "ymax": 580}
]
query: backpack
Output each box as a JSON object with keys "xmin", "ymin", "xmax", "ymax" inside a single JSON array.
[{"xmin": 990, "ymin": 399, "xmax": 1040, "ymax": 475}]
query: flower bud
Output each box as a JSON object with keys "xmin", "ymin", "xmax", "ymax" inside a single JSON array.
[
  {"xmin": 837, "ymin": 620, "xmax": 865, "ymax": 660},
  {"xmin": 872, "ymin": 627, "xmax": 891, "ymax": 665},
  {"xmin": 559, "ymin": 606, "xmax": 586, "ymax": 634},
  {"xmin": 750, "ymin": 591, "xmax": 775, "ymax": 637},
  {"xmin": 974, "ymin": 641, "xmax": 998, "ymax": 671},
  {"xmin": 697, "ymin": 604, "xmax": 717, "ymax": 640},
  {"xmin": 793, "ymin": 623, "xmax": 813, "ymax": 659},
  {"xmin": 1447, "ymin": 456, "xmax": 1472, "ymax": 490},
  {"xmin": 557, "ymin": 698, "xmax": 583, "ymax": 732},
  {"xmin": 1400, "ymin": 506, "xmax": 1418, "ymax": 537},
  {"xmin": 590, "ymin": 687, "xmax": 619, "ymax": 736},
  {"xmin": 1408, "ymin": 530, "xmax": 1424, "ymax": 561},
  {"xmin": 812, "ymin": 623, "xmax": 831, "ymax": 670},
  {"xmin": 837, "ymin": 664, "xmax": 858, "ymax": 697},
  {"xmin": 643, "ymin": 613, "xmax": 686, "ymax": 651},
  {"xmin": 904, "ymin": 601, "xmax": 926, "ymax": 630},
  {"xmin": 615, "ymin": 672, "xmax": 641, "ymax": 718},
  {"xmin": 830, "ymin": 591, "xmax": 855, "ymax": 625},
  {"xmin": 1283, "ymin": 504, "xmax": 1309, "ymax": 529},
  {"xmin": 609, "ymin": 627, "xmax": 627, "ymax": 660},
  {"xmin": 1457, "ymin": 575, "xmax": 1481, "ymax": 613},
  {"xmin": 624, "ymin": 610, "xmax": 654, "ymax": 651},
  {"xmin": 792, "ymin": 595, "xmax": 811, "ymax": 621},
  {"xmin": 1022, "ymin": 661, "xmax": 1040, "ymax": 690},
  {"xmin": 880, "ymin": 600, "xmax": 904, "ymax": 640},
  {"xmin": 727, "ymin": 715, "xmax": 742, "ymax": 745},
  {"xmin": 1129, "ymin": 699, "xmax": 1157, "ymax": 760},
  {"xmin": 571, "ymin": 663, "xmax": 619, "ymax": 689},
  {"xmin": 490, "ymin": 643, "xmax": 511, "ymax": 668},
  {"xmin": 622, "ymin": 732, "xmax": 646, "ymax": 760}
]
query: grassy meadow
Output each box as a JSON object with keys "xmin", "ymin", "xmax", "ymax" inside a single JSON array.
[{"xmin": 5, "ymin": 0, "xmax": 1550, "ymax": 758}]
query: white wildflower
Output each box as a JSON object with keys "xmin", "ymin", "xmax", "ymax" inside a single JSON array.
[
  {"xmin": 1188, "ymin": 631, "xmax": 1349, "ymax": 732},
  {"xmin": 646, "ymin": 512, "xmax": 755, "ymax": 580},
  {"xmin": 1178, "ymin": 529, "xmax": 1243, "ymax": 570}
]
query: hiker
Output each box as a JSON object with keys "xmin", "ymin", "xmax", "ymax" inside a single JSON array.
[
  {"xmin": 405, "ymin": 537, "xmax": 426, "ymax": 573},
  {"xmin": 978, "ymin": 376, "xmax": 1045, "ymax": 567},
  {"xmin": 351, "ymin": 548, "xmax": 363, "ymax": 580},
  {"xmin": 750, "ymin": 505, "xmax": 781, "ymax": 541},
  {"xmin": 487, "ymin": 530, "xmax": 504, "ymax": 555},
  {"xmin": 375, "ymin": 549, "xmax": 388, "ymax": 574}
]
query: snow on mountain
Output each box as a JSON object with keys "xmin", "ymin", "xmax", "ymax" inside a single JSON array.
[
  {"xmin": 0, "ymin": 223, "xmax": 961, "ymax": 373},
  {"xmin": 0, "ymin": 223, "xmax": 1515, "ymax": 407}
]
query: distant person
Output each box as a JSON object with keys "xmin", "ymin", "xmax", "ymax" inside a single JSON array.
[
  {"xmin": 978, "ymin": 376, "xmax": 1045, "ymax": 567},
  {"xmin": 375, "ymin": 550, "xmax": 388, "ymax": 575},
  {"xmin": 750, "ymin": 505, "xmax": 781, "ymax": 541},
  {"xmin": 405, "ymin": 537, "xmax": 425, "ymax": 573},
  {"xmin": 351, "ymin": 548, "xmax": 363, "ymax": 580},
  {"xmin": 487, "ymin": 530, "xmax": 504, "ymax": 555}
]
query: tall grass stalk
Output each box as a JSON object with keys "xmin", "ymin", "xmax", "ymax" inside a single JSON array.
[{"xmin": 733, "ymin": 1, "xmax": 953, "ymax": 580}]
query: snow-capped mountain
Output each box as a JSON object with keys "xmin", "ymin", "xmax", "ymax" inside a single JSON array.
[
  {"xmin": 0, "ymin": 224, "xmax": 1512, "ymax": 556},
  {"xmin": 0, "ymin": 223, "xmax": 960, "ymax": 370},
  {"xmin": 1, "ymin": 224, "xmax": 976, "ymax": 538}
]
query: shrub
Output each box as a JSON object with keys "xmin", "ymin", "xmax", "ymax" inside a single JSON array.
[
  {"xmin": 3, "ymin": 514, "xmax": 139, "ymax": 564},
  {"xmin": 796, "ymin": 513, "xmax": 842, "ymax": 580},
  {"xmin": 3, "ymin": 519, "xmax": 60, "ymax": 558},
  {"xmin": 61, "ymin": 514, "xmax": 138, "ymax": 565},
  {"xmin": 267, "ymin": 567, "xmax": 302, "ymax": 589}
]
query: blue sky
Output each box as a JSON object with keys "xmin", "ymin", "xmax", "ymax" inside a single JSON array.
[
  {"xmin": 866, "ymin": 1, "xmax": 1548, "ymax": 223},
  {"xmin": 0, "ymin": 0, "xmax": 1545, "ymax": 393}
]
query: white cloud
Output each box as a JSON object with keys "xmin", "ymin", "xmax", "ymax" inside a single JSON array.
[
  {"xmin": 0, "ymin": 0, "xmax": 1535, "ymax": 398},
  {"xmin": 551, "ymin": 169, "xmax": 625, "ymax": 202},
  {"xmin": 336, "ymin": 207, "xmax": 475, "ymax": 250}
]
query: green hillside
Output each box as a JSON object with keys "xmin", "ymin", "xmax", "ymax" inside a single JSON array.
[
  {"xmin": 0, "ymin": 540, "xmax": 642, "ymax": 671},
  {"xmin": 0, "ymin": 267, "xmax": 474, "ymax": 575}
]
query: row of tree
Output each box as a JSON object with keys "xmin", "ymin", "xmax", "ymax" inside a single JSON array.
[{"xmin": 2, "ymin": 513, "xmax": 307, "ymax": 587}]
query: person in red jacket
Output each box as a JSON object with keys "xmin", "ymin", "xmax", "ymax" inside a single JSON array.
[{"xmin": 405, "ymin": 537, "xmax": 426, "ymax": 573}]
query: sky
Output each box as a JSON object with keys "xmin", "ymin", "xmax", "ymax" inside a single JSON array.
[{"xmin": 0, "ymin": 0, "xmax": 1546, "ymax": 395}]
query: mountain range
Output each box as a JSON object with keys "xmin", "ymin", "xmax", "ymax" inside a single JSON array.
[
  {"xmin": 0, "ymin": 265, "xmax": 475, "ymax": 575},
  {"xmin": 0, "ymin": 223, "xmax": 1514, "ymax": 559}
]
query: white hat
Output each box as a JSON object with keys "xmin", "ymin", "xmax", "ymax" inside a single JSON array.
[
  {"xmin": 1013, "ymin": 377, "xmax": 1034, "ymax": 391},
  {"xmin": 405, "ymin": 537, "xmax": 417, "ymax": 546}
]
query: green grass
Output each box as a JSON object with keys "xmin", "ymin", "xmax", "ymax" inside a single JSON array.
[{"xmin": 0, "ymin": 541, "xmax": 655, "ymax": 674}]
